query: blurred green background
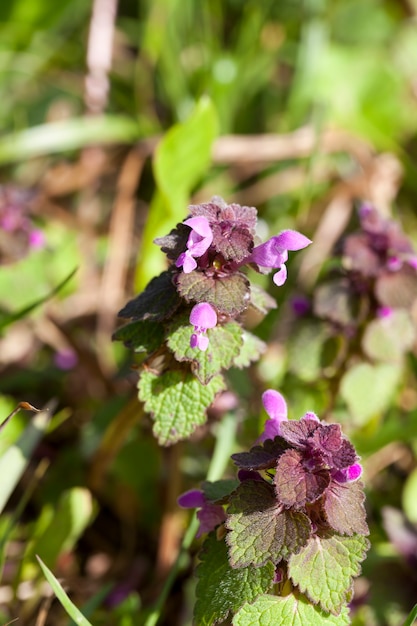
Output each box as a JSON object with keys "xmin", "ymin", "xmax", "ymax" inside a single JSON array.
[{"xmin": 1, "ymin": 0, "xmax": 417, "ymax": 624}]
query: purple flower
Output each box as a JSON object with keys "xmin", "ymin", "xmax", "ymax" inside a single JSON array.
[
  {"xmin": 331, "ymin": 462, "xmax": 363, "ymax": 483},
  {"xmin": 259, "ymin": 389, "xmax": 288, "ymax": 441},
  {"xmin": 246, "ymin": 230, "xmax": 312, "ymax": 286},
  {"xmin": 28, "ymin": 228, "xmax": 45, "ymax": 250},
  {"xmin": 176, "ymin": 216, "xmax": 213, "ymax": 273},
  {"xmin": 189, "ymin": 302, "xmax": 217, "ymax": 351},
  {"xmin": 177, "ymin": 488, "xmax": 226, "ymax": 537}
]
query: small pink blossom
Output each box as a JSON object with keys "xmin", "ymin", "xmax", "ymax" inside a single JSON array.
[
  {"xmin": 259, "ymin": 389, "xmax": 288, "ymax": 441},
  {"xmin": 246, "ymin": 230, "xmax": 312, "ymax": 286},
  {"xmin": 189, "ymin": 302, "xmax": 217, "ymax": 351},
  {"xmin": 177, "ymin": 489, "xmax": 226, "ymax": 537},
  {"xmin": 176, "ymin": 216, "xmax": 213, "ymax": 273},
  {"xmin": 332, "ymin": 462, "xmax": 363, "ymax": 483}
]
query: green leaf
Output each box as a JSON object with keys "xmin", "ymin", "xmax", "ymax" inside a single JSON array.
[
  {"xmin": 202, "ymin": 479, "xmax": 239, "ymax": 503},
  {"xmin": 135, "ymin": 97, "xmax": 218, "ymax": 291},
  {"xmin": 288, "ymin": 532, "xmax": 370, "ymax": 615},
  {"xmin": 177, "ymin": 271, "xmax": 250, "ymax": 316},
  {"xmin": 362, "ymin": 310, "xmax": 415, "ymax": 362},
  {"xmin": 113, "ymin": 320, "xmax": 165, "ymax": 353},
  {"xmin": 37, "ymin": 556, "xmax": 93, "ymax": 626},
  {"xmin": 0, "ymin": 402, "xmax": 53, "ymax": 514},
  {"xmin": 167, "ymin": 317, "xmax": 243, "ymax": 384},
  {"xmin": 233, "ymin": 593, "xmax": 350, "ymax": 626},
  {"xmin": 195, "ymin": 533, "xmax": 274, "ymax": 626},
  {"xmin": 138, "ymin": 369, "xmax": 225, "ymax": 445},
  {"xmin": 28, "ymin": 488, "xmax": 95, "ymax": 569},
  {"xmin": 232, "ymin": 330, "xmax": 266, "ymax": 369},
  {"xmin": 226, "ymin": 481, "xmax": 311, "ymax": 568},
  {"xmin": 340, "ymin": 362, "xmax": 401, "ymax": 425}
]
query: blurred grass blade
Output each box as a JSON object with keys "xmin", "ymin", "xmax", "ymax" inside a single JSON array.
[
  {"xmin": 403, "ymin": 604, "xmax": 417, "ymax": 626},
  {"xmin": 0, "ymin": 400, "xmax": 55, "ymax": 514},
  {"xmin": 0, "ymin": 116, "xmax": 141, "ymax": 165},
  {"xmin": 0, "ymin": 268, "xmax": 77, "ymax": 331},
  {"xmin": 37, "ymin": 556, "xmax": 93, "ymax": 626},
  {"xmin": 65, "ymin": 583, "xmax": 113, "ymax": 626}
]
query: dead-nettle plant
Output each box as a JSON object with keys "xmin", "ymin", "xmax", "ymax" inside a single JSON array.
[{"xmin": 115, "ymin": 196, "xmax": 369, "ymax": 625}]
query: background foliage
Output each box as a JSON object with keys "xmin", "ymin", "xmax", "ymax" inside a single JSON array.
[{"xmin": 1, "ymin": 0, "xmax": 417, "ymax": 624}]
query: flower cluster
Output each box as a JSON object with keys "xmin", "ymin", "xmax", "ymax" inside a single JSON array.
[
  {"xmin": 156, "ymin": 197, "xmax": 311, "ymax": 351},
  {"xmin": 180, "ymin": 389, "xmax": 365, "ymax": 538}
]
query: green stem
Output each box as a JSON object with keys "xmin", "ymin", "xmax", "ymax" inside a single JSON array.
[{"xmin": 144, "ymin": 412, "xmax": 237, "ymax": 626}]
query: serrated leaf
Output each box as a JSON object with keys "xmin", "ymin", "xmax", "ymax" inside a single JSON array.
[
  {"xmin": 275, "ymin": 450, "xmax": 330, "ymax": 508},
  {"xmin": 119, "ymin": 271, "xmax": 181, "ymax": 321},
  {"xmin": 177, "ymin": 271, "xmax": 250, "ymax": 315},
  {"xmin": 324, "ymin": 481, "xmax": 369, "ymax": 536},
  {"xmin": 154, "ymin": 222, "xmax": 190, "ymax": 261},
  {"xmin": 288, "ymin": 532, "xmax": 370, "ymax": 615},
  {"xmin": 138, "ymin": 369, "xmax": 225, "ymax": 445},
  {"xmin": 248, "ymin": 284, "xmax": 277, "ymax": 315},
  {"xmin": 362, "ymin": 310, "xmax": 415, "ymax": 362},
  {"xmin": 211, "ymin": 222, "xmax": 254, "ymax": 262},
  {"xmin": 340, "ymin": 362, "xmax": 401, "ymax": 425},
  {"xmin": 232, "ymin": 330, "xmax": 266, "ymax": 369},
  {"xmin": 231, "ymin": 437, "xmax": 288, "ymax": 471},
  {"xmin": 167, "ymin": 317, "xmax": 243, "ymax": 384},
  {"xmin": 113, "ymin": 320, "xmax": 165, "ymax": 353},
  {"xmin": 226, "ymin": 481, "xmax": 311, "ymax": 568},
  {"xmin": 233, "ymin": 593, "xmax": 350, "ymax": 626},
  {"xmin": 202, "ymin": 480, "xmax": 240, "ymax": 503},
  {"xmin": 195, "ymin": 533, "xmax": 274, "ymax": 626}
]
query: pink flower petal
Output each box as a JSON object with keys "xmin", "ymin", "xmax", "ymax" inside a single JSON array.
[
  {"xmin": 275, "ymin": 230, "xmax": 312, "ymax": 251},
  {"xmin": 273, "ymin": 264, "xmax": 287, "ymax": 286},
  {"xmin": 189, "ymin": 303, "xmax": 217, "ymax": 329},
  {"xmin": 262, "ymin": 389, "xmax": 287, "ymax": 420}
]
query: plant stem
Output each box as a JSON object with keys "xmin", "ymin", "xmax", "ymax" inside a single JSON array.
[{"xmin": 144, "ymin": 412, "xmax": 237, "ymax": 626}]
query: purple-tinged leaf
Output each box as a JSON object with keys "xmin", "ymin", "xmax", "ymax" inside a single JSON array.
[
  {"xmin": 288, "ymin": 531, "xmax": 370, "ymax": 615},
  {"xmin": 118, "ymin": 271, "xmax": 181, "ymax": 321},
  {"xmin": 231, "ymin": 437, "xmax": 289, "ymax": 470},
  {"xmin": 324, "ymin": 481, "xmax": 369, "ymax": 536},
  {"xmin": 375, "ymin": 268, "xmax": 417, "ymax": 309},
  {"xmin": 211, "ymin": 222, "xmax": 254, "ymax": 262},
  {"xmin": 177, "ymin": 270, "xmax": 250, "ymax": 315},
  {"xmin": 280, "ymin": 419, "xmax": 319, "ymax": 448},
  {"xmin": 275, "ymin": 450, "xmax": 330, "ymax": 508},
  {"xmin": 154, "ymin": 222, "xmax": 190, "ymax": 261},
  {"xmin": 226, "ymin": 481, "xmax": 311, "ymax": 567},
  {"xmin": 189, "ymin": 198, "xmax": 258, "ymax": 233}
]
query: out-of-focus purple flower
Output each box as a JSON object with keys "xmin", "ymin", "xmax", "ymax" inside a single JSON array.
[
  {"xmin": 259, "ymin": 389, "xmax": 288, "ymax": 442},
  {"xmin": 377, "ymin": 306, "xmax": 393, "ymax": 319},
  {"xmin": 28, "ymin": 229, "xmax": 45, "ymax": 249},
  {"xmin": 246, "ymin": 230, "xmax": 312, "ymax": 286},
  {"xmin": 54, "ymin": 349, "xmax": 78, "ymax": 370},
  {"xmin": 178, "ymin": 488, "xmax": 226, "ymax": 537},
  {"xmin": 331, "ymin": 462, "xmax": 363, "ymax": 483},
  {"xmin": 291, "ymin": 294, "xmax": 311, "ymax": 316},
  {"xmin": 189, "ymin": 302, "xmax": 217, "ymax": 351},
  {"xmin": 176, "ymin": 216, "xmax": 213, "ymax": 273}
]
